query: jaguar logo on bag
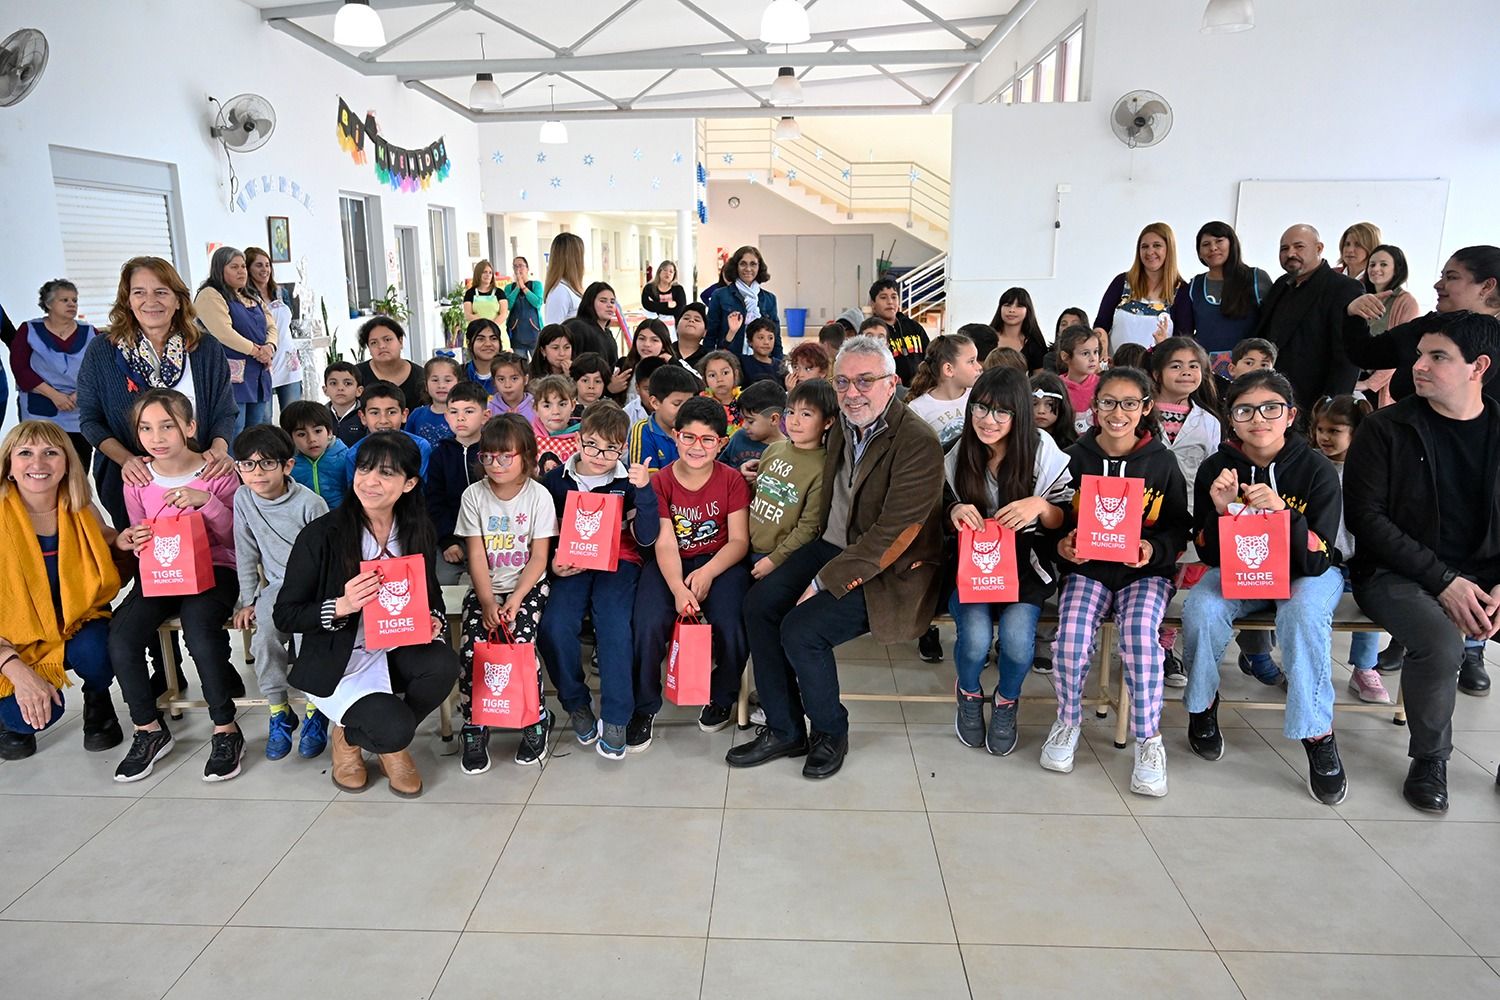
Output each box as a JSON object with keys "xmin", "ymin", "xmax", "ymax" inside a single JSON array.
[
  {"xmin": 483, "ymin": 660, "xmax": 512, "ymax": 698},
  {"xmin": 1094, "ymin": 493, "xmax": 1128, "ymax": 530},
  {"xmin": 970, "ymin": 536, "xmax": 1003, "ymax": 575},
  {"xmin": 471, "ymin": 625, "xmax": 540, "ymax": 728},
  {"xmin": 1219, "ymin": 507, "xmax": 1291, "ymax": 599},
  {"xmin": 359, "ymin": 555, "xmax": 430, "ymax": 650},
  {"xmin": 957, "ymin": 522, "xmax": 1019, "ymax": 603},
  {"xmin": 1074, "ymin": 474, "xmax": 1145, "ymax": 562},
  {"xmin": 377, "ymin": 577, "xmax": 411, "ymax": 615},
  {"xmin": 573, "ymin": 506, "xmax": 603, "ymax": 541},
  {"xmin": 152, "ymin": 533, "xmax": 181, "ymax": 567},
  {"xmin": 1234, "ymin": 533, "xmax": 1271, "ymax": 570},
  {"xmin": 558, "ymin": 491, "xmax": 624, "ymax": 571}
]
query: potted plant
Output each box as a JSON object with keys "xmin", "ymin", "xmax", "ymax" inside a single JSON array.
[
  {"xmin": 439, "ymin": 281, "xmax": 467, "ymax": 349},
  {"xmin": 371, "ymin": 284, "xmax": 412, "ymax": 323}
]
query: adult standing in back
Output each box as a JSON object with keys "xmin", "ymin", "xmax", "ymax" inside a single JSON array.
[
  {"xmin": 194, "ymin": 246, "xmax": 279, "ymax": 435},
  {"xmin": 641, "ymin": 260, "xmax": 687, "ymax": 323},
  {"xmin": 11, "ymin": 279, "xmax": 100, "ymax": 468},
  {"xmin": 462, "ymin": 260, "xmax": 506, "ymax": 330},
  {"xmin": 870, "ymin": 277, "xmax": 933, "ymax": 386},
  {"xmin": 1350, "ymin": 244, "xmax": 1420, "ymax": 407},
  {"xmin": 503, "ymin": 256, "xmax": 543, "ymax": 359},
  {"xmin": 245, "ymin": 248, "xmax": 303, "ymax": 413},
  {"xmin": 707, "ymin": 246, "xmax": 781, "ymax": 359},
  {"xmin": 543, "ymin": 233, "xmax": 586, "ymax": 325},
  {"xmin": 1170, "ymin": 222, "xmax": 1273, "ymax": 376},
  {"xmin": 1093, "ymin": 223, "xmax": 1185, "ymax": 355},
  {"xmin": 1336, "ymin": 222, "xmax": 1382, "ymax": 280},
  {"xmin": 1254, "ymin": 224, "xmax": 1363, "ymax": 409},
  {"xmin": 353, "ymin": 316, "xmax": 426, "ymax": 409}
]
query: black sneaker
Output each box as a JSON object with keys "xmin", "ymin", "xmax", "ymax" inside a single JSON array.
[
  {"xmin": 955, "ymin": 687, "xmax": 985, "ymax": 748},
  {"xmin": 1302, "ymin": 733, "xmax": 1347, "ymax": 806},
  {"xmin": 1030, "ymin": 654, "xmax": 1053, "ymax": 675},
  {"xmin": 81, "ymin": 688, "xmax": 124, "ymax": 752},
  {"xmin": 514, "ymin": 711, "xmax": 553, "ymax": 766},
  {"xmin": 570, "ymin": 704, "xmax": 599, "ymax": 745},
  {"xmin": 918, "ymin": 626, "xmax": 943, "ymax": 663},
  {"xmin": 698, "ymin": 703, "xmax": 733, "ymax": 733},
  {"xmin": 203, "ymin": 728, "xmax": 245, "ymax": 782},
  {"xmin": 1187, "ymin": 696, "xmax": 1223, "ymax": 761},
  {"xmin": 0, "ymin": 718, "xmax": 37, "ymax": 760},
  {"xmin": 461, "ymin": 723, "xmax": 491, "ymax": 775},
  {"xmin": 626, "ymin": 712, "xmax": 655, "ymax": 753},
  {"xmin": 114, "ymin": 724, "xmax": 175, "ymax": 782},
  {"xmin": 1162, "ymin": 649, "xmax": 1187, "ymax": 689},
  {"xmin": 985, "ymin": 697, "xmax": 1019, "ymax": 756}
]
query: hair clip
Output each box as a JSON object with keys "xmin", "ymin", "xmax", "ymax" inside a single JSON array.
[
  {"xmin": 1031, "ymin": 388, "xmax": 1063, "ymax": 401},
  {"xmin": 433, "ymin": 349, "xmax": 457, "ymax": 359}
]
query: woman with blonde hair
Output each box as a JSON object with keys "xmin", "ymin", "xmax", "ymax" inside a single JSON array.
[
  {"xmin": 543, "ymin": 232, "xmax": 586, "ymax": 324},
  {"xmin": 1337, "ymin": 222, "xmax": 1382, "ymax": 279},
  {"xmin": 1093, "ymin": 222, "xmax": 1185, "ymax": 354},
  {"xmin": 463, "ymin": 259, "xmax": 508, "ymax": 329},
  {"xmin": 194, "ymin": 245, "xmax": 279, "ymax": 434},
  {"xmin": 641, "ymin": 259, "xmax": 687, "ymax": 322},
  {"xmin": 0, "ymin": 420, "xmax": 124, "ymax": 760},
  {"xmin": 78, "ymin": 256, "xmax": 238, "ymax": 530}
]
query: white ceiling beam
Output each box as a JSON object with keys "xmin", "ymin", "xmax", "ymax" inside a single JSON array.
[
  {"xmin": 565, "ymin": 0, "xmax": 645, "ymax": 56},
  {"xmin": 359, "ymin": 1, "xmax": 465, "ymax": 59},
  {"xmin": 900, "ymin": 0, "xmax": 982, "ymax": 47},
  {"xmin": 628, "ymin": 69, "xmax": 679, "ymax": 106},
  {"xmin": 374, "ymin": 48, "xmax": 977, "ymax": 78},
  {"xmin": 554, "ymin": 71, "xmax": 628, "ymax": 110},
  {"xmin": 259, "ymin": 0, "xmax": 452, "ymax": 17},
  {"xmin": 930, "ymin": 0, "xmax": 1041, "ymax": 112},
  {"xmin": 672, "ymin": 0, "xmax": 767, "ymax": 53},
  {"xmin": 502, "ymin": 72, "xmax": 545, "ymax": 98},
  {"xmin": 836, "ymin": 42, "xmax": 931, "ymax": 103},
  {"xmin": 709, "ymin": 68, "xmax": 772, "ymax": 108},
  {"xmin": 468, "ymin": 5, "xmax": 562, "ymax": 55}
]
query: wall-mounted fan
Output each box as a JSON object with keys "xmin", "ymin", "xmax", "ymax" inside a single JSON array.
[
  {"xmin": 1110, "ymin": 90, "xmax": 1173, "ymax": 149},
  {"xmin": 210, "ymin": 93, "xmax": 276, "ymax": 152},
  {"xmin": 0, "ymin": 27, "xmax": 49, "ymax": 107}
]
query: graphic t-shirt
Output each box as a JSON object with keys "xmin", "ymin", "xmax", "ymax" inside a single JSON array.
[
  {"xmin": 906, "ymin": 389, "xmax": 970, "ymax": 448},
  {"xmin": 653, "ymin": 460, "xmax": 751, "ymax": 560},
  {"xmin": 455, "ymin": 477, "xmax": 558, "ymax": 595}
]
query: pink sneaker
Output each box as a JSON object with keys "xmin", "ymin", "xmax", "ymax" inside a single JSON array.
[{"xmin": 1348, "ymin": 668, "xmax": 1392, "ymax": 704}]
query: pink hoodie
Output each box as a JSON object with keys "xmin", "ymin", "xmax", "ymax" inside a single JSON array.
[{"xmin": 125, "ymin": 469, "xmax": 240, "ymax": 570}]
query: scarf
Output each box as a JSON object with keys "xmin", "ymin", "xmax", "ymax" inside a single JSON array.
[
  {"xmin": 123, "ymin": 332, "xmax": 187, "ymax": 389},
  {"xmin": 734, "ymin": 280, "xmax": 762, "ymax": 354},
  {"xmin": 0, "ymin": 489, "xmax": 121, "ymax": 698}
]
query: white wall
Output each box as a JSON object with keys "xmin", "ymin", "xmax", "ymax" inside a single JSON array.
[
  {"xmin": 947, "ymin": 0, "xmax": 1500, "ymax": 332},
  {"xmin": 788, "ymin": 115, "xmax": 954, "ymax": 180},
  {"xmin": 0, "ymin": 0, "xmax": 485, "ymax": 361},
  {"xmin": 698, "ymin": 180, "xmax": 940, "ymax": 301}
]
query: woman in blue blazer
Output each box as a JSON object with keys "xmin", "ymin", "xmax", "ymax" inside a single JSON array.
[{"xmin": 706, "ymin": 245, "xmax": 783, "ymax": 360}]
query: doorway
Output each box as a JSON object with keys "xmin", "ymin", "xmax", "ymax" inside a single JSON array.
[{"xmin": 392, "ymin": 226, "xmax": 425, "ymax": 354}]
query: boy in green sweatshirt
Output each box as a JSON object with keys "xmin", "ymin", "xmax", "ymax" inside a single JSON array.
[{"xmin": 749, "ymin": 379, "xmax": 838, "ymax": 579}]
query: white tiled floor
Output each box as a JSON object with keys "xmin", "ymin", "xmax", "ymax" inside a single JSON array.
[{"xmin": 3, "ymin": 629, "xmax": 1499, "ymax": 999}]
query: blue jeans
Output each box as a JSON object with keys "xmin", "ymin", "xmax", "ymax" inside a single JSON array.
[
  {"xmin": 1183, "ymin": 567, "xmax": 1342, "ymax": 740},
  {"xmin": 0, "ymin": 619, "xmax": 114, "ymax": 734},
  {"xmin": 274, "ymin": 381, "xmax": 303, "ymax": 414},
  {"xmin": 1340, "ymin": 570, "xmax": 1379, "ymax": 669},
  {"xmin": 235, "ymin": 399, "xmax": 273, "ymax": 440},
  {"xmin": 948, "ymin": 590, "xmax": 1042, "ymax": 701},
  {"xmin": 633, "ymin": 552, "xmax": 750, "ymax": 715},
  {"xmin": 538, "ymin": 561, "xmax": 641, "ymax": 726}
]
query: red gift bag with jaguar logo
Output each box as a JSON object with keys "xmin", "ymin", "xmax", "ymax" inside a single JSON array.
[
  {"xmin": 359, "ymin": 554, "xmax": 431, "ymax": 650},
  {"xmin": 957, "ymin": 521, "xmax": 1019, "ymax": 603},
  {"xmin": 666, "ymin": 614, "xmax": 713, "ymax": 706},
  {"xmin": 470, "ymin": 622, "xmax": 541, "ymax": 729},
  {"xmin": 140, "ymin": 508, "xmax": 216, "ymax": 596},
  {"xmin": 1219, "ymin": 507, "xmax": 1291, "ymax": 600},
  {"xmin": 1074, "ymin": 474, "xmax": 1145, "ymax": 563},
  {"xmin": 558, "ymin": 490, "xmax": 623, "ymax": 571}
]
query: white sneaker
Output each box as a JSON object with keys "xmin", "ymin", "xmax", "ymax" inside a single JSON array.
[
  {"xmin": 1039, "ymin": 719, "xmax": 1080, "ymax": 773},
  {"xmin": 1130, "ymin": 735, "xmax": 1168, "ymax": 797}
]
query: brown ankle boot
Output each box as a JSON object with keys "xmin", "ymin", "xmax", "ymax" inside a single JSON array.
[
  {"xmin": 330, "ymin": 725, "xmax": 368, "ymax": 792},
  {"xmin": 378, "ymin": 749, "xmax": 423, "ymax": 798}
]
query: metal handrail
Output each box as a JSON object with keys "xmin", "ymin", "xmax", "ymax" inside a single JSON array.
[{"xmin": 898, "ymin": 251, "xmax": 949, "ymax": 323}]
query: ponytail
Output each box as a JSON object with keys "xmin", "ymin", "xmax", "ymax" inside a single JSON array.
[
  {"xmin": 908, "ymin": 359, "xmax": 938, "ymax": 399},
  {"xmin": 907, "ymin": 333, "xmax": 974, "ymax": 400}
]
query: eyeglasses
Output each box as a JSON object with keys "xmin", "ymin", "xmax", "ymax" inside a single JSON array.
[
  {"xmin": 1095, "ymin": 397, "xmax": 1148, "ymax": 412},
  {"xmin": 579, "ymin": 441, "xmax": 623, "ymax": 460},
  {"xmin": 478, "ymin": 451, "xmax": 518, "ymax": 467},
  {"xmin": 971, "ymin": 404, "xmax": 1014, "ymax": 423},
  {"xmin": 1230, "ymin": 401, "xmax": 1289, "ymax": 422},
  {"xmin": 234, "ymin": 458, "xmax": 284, "ymax": 472},
  {"xmin": 833, "ymin": 374, "xmax": 890, "ymax": 395},
  {"xmin": 677, "ymin": 432, "xmax": 722, "ymax": 448}
]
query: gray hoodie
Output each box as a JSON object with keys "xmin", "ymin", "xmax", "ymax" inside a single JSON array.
[{"xmin": 233, "ymin": 480, "xmax": 329, "ymax": 609}]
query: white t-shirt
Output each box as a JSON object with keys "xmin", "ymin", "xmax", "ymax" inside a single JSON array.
[
  {"xmin": 544, "ymin": 282, "xmax": 582, "ymax": 325},
  {"xmin": 455, "ymin": 477, "xmax": 558, "ymax": 596},
  {"xmin": 907, "ymin": 389, "xmax": 970, "ymax": 448}
]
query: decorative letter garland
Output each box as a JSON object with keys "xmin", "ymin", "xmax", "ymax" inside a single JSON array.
[{"xmin": 336, "ymin": 98, "xmax": 451, "ymax": 191}]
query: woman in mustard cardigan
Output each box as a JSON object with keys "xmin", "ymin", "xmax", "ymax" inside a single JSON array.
[{"xmin": 0, "ymin": 420, "xmax": 124, "ymax": 761}]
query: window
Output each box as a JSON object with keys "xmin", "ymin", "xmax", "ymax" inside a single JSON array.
[
  {"xmin": 340, "ymin": 194, "xmax": 373, "ymax": 312},
  {"xmin": 430, "ymin": 206, "xmax": 452, "ymax": 300},
  {"xmin": 994, "ymin": 19, "xmax": 1084, "ymax": 105}
]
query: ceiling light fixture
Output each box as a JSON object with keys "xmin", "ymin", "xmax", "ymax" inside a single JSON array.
[
  {"xmin": 773, "ymin": 115, "xmax": 801, "ymax": 140},
  {"xmin": 468, "ymin": 33, "xmax": 502, "ymax": 110},
  {"xmin": 768, "ymin": 66, "xmax": 803, "ymax": 107},
  {"xmin": 539, "ymin": 83, "xmax": 568, "ymax": 144},
  {"xmin": 1201, "ymin": 0, "xmax": 1254, "ymax": 33},
  {"xmin": 760, "ymin": 0, "xmax": 810, "ymax": 45},
  {"xmin": 333, "ymin": 0, "xmax": 385, "ymax": 48}
]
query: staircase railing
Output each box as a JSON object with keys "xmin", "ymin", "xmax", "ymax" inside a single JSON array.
[
  {"xmin": 702, "ymin": 119, "xmax": 949, "ymax": 235},
  {"xmin": 897, "ymin": 251, "xmax": 948, "ymax": 324}
]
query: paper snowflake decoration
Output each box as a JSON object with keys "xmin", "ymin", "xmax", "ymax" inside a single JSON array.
[
  {"xmin": 608, "ymin": 174, "xmax": 616, "ymax": 188},
  {"xmin": 786, "ymin": 169, "xmax": 797, "ymax": 181},
  {"xmin": 519, "ymin": 188, "xmax": 528, "ymax": 201},
  {"xmin": 650, "ymin": 176, "xmax": 661, "ymax": 190},
  {"xmin": 549, "ymin": 176, "xmax": 562, "ymax": 189},
  {"xmin": 747, "ymin": 172, "xmax": 759, "ymax": 184},
  {"xmin": 909, "ymin": 168, "xmax": 921, "ymax": 182},
  {"xmin": 814, "ymin": 148, "xmax": 824, "ymax": 160},
  {"xmin": 722, "ymin": 152, "xmax": 735, "ymax": 165},
  {"xmin": 583, "ymin": 153, "xmax": 595, "ymax": 166},
  {"xmin": 632, "ymin": 147, "xmax": 643, "ymax": 160},
  {"xmin": 672, "ymin": 151, "xmax": 684, "ymax": 164},
  {"xmin": 841, "ymin": 167, "xmax": 851, "ymax": 180},
  {"xmin": 771, "ymin": 147, "xmax": 780, "ymax": 160},
  {"xmin": 490, "ymin": 151, "xmax": 504, "ymax": 164},
  {"xmin": 536, "ymin": 151, "xmax": 547, "ymax": 163}
]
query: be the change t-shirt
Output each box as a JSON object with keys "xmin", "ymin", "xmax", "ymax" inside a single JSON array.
[
  {"xmin": 455, "ymin": 477, "xmax": 558, "ymax": 595},
  {"xmin": 653, "ymin": 461, "xmax": 750, "ymax": 560}
]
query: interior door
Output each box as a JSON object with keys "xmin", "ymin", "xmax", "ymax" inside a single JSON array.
[
  {"xmin": 794, "ymin": 235, "xmax": 836, "ymax": 326},
  {"xmin": 833, "ymin": 234, "xmax": 874, "ymax": 322},
  {"xmin": 757, "ymin": 234, "xmax": 798, "ymax": 322},
  {"xmin": 394, "ymin": 225, "xmax": 424, "ymax": 354}
]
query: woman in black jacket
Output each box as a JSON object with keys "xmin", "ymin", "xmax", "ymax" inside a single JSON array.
[{"xmin": 274, "ymin": 432, "xmax": 457, "ymax": 797}]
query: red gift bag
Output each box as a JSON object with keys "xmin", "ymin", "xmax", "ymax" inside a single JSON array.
[
  {"xmin": 1219, "ymin": 507, "xmax": 1291, "ymax": 600},
  {"xmin": 1074, "ymin": 474, "xmax": 1145, "ymax": 563},
  {"xmin": 140, "ymin": 509, "xmax": 216, "ymax": 596},
  {"xmin": 470, "ymin": 623, "xmax": 541, "ymax": 729},
  {"xmin": 558, "ymin": 490, "xmax": 623, "ymax": 571},
  {"xmin": 666, "ymin": 614, "xmax": 713, "ymax": 706},
  {"xmin": 359, "ymin": 554, "xmax": 431, "ymax": 650},
  {"xmin": 957, "ymin": 521, "xmax": 1020, "ymax": 603}
]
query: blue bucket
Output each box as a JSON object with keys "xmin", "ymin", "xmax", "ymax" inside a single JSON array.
[{"xmin": 784, "ymin": 307, "xmax": 808, "ymax": 339}]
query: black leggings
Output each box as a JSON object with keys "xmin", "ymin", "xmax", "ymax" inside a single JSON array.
[{"xmin": 341, "ymin": 642, "xmax": 460, "ymax": 754}]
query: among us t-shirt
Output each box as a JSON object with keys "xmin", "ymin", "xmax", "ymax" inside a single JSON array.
[{"xmin": 653, "ymin": 460, "xmax": 751, "ymax": 560}]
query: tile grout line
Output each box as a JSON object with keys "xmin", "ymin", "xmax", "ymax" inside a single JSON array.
[
  {"xmin": 0, "ymin": 792, "xmax": 149, "ymax": 919},
  {"xmin": 1341, "ymin": 817, "xmax": 1486, "ymax": 960},
  {"xmin": 695, "ymin": 722, "xmax": 735, "ymax": 1000}
]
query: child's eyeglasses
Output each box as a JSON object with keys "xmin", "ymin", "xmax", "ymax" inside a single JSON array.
[
  {"xmin": 478, "ymin": 451, "xmax": 519, "ymax": 467},
  {"xmin": 677, "ymin": 432, "xmax": 722, "ymax": 448},
  {"xmin": 970, "ymin": 404, "xmax": 1014, "ymax": 422},
  {"xmin": 1230, "ymin": 402, "xmax": 1288, "ymax": 422},
  {"xmin": 234, "ymin": 458, "xmax": 284, "ymax": 472},
  {"xmin": 579, "ymin": 441, "xmax": 623, "ymax": 460},
  {"xmin": 1095, "ymin": 397, "xmax": 1147, "ymax": 412}
]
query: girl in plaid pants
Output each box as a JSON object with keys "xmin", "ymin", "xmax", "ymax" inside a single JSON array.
[{"xmin": 1045, "ymin": 368, "xmax": 1191, "ymax": 797}]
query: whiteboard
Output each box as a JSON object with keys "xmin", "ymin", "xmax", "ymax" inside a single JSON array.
[{"xmin": 1234, "ymin": 180, "xmax": 1450, "ymax": 305}]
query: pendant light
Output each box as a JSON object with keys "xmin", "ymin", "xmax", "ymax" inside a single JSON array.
[
  {"xmin": 759, "ymin": 0, "xmax": 810, "ymax": 45},
  {"xmin": 1201, "ymin": 0, "xmax": 1254, "ymax": 33},
  {"xmin": 539, "ymin": 84, "xmax": 568, "ymax": 144},
  {"xmin": 333, "ymin": 0, "xmax": 385, "ymax": 48},
  {"xmin": 768, "ymin": 66, "xmax": 803, "ymax": 107},
  {"xmin": 773, "ymin": 116, "xmax": 801, "ymax": 141},
  {"xmin": 468, "ymin": 33, "xmax": 502, "ymax": 110}
]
